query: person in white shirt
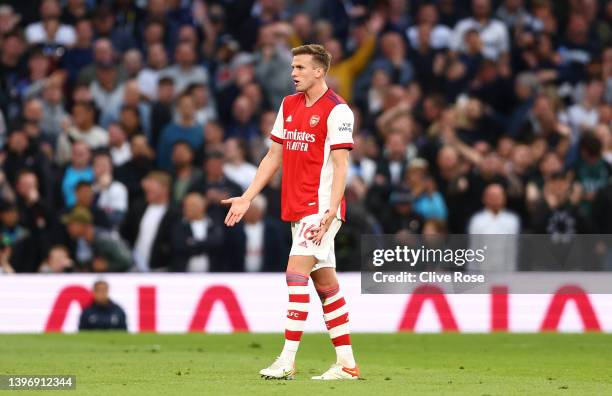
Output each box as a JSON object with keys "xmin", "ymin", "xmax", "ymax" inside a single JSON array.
[
  {"xmin": 171, "ymin": 192, "xmax": 223, "ymax": 272},
  {"xmin": 93, "ymin": 151, "xmax": 128, "ymax": 230},
  {"xmin": 120, "ymin": 171, "xmax": 179, "ymax": 272},
  {"xmin": 56, "ymin": 101, "xmax": 109, "ymax": 165},
  {"xmin": 25, "ymin": 0, "xmax": 76, "ymax": 47},
  {"xmin": 107, "ymin": 123, "xmax": 132, "ymax": 167},
  {"xmin": 406, "ymin": 3, "xmax": 452, "ymax": 50},
  {"xmin": 137, "ymin": 43, "xmax": 168, "ymax": 101},
  {"xmin": 160, "ymin": 43, "xmax": 209, "ymax": 94},
  {"xmin": 468, "ymin": 184, "xmax": 520, "ymax": 271},
  {"xmin": 243, "ymin": 195, "xmax": 267, "ymax": 272},
  {"xmin": 450, "ymin": 0, "xmax": 510, "ymax": 61},
  {"xmin": 223, "ymin": 138, "xmax": 257, "ymax": 191},
  {"xmin": 564, "ymin": 79, "xmax": 604, "ymax": 142}
]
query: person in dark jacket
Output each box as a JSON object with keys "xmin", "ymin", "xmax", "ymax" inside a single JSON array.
[
  {"xmin": 79, "ymin": 280, "xmax": 127, "ymax": 331},
  {"xmin": 171, "ymin": 192, "xmax": 223, "ymax": 272},
  {"xmin": 120, "ymin": 171, "xmax": 179, "ymax": 271},
  {"xmin": 188, "ymin": 150, "xmax": 242, "ymax": 222},
  {"xmin": 240, "ymin": 194, "xmax": 287, "ymax": 272}
]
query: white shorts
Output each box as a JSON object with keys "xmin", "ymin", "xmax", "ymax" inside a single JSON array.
[{"xmin": 289, "ymin": 212, "xmax": 342, "ymax": 273}]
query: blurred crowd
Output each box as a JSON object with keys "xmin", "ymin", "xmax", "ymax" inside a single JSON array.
[{"xmin": 0, "ymin": 0, "xmax": 611, "ymax": 274}]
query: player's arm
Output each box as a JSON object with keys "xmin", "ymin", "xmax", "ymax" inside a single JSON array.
[
  {"xmin": 312, "ymin": 103, "xmax": 354, "ymax": 244},
  {"xmin": 222, "ymin": 141, "xmax": 282, "ymax": 226},
  {"xmin": 328, "ymin": 148, "xmax": 349, "ymax": 218},
  {"xmin": 312, "ymin": 148, "xmax": 349, "ymax": 245}
]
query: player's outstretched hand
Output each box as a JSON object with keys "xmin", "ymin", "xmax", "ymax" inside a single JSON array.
[
  {"xmin": 311, "ymin": 210, "xmax": 334, "ymax": 246},
  {"xmin": 221, "ymin": 197, "xmax": 250, "ymax": 226}
]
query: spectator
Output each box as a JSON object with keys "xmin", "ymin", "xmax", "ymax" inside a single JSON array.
[
  {"xmin": 137, "ymin": 43, "xmax": 168, "ymax": 101},
  {"xmin": 40, "ymin": 78, "xmax": 69, "ymax": 142},
  {"xmin": 450, "ymin": 0, "xmax": 510, "ymax": 61},
  {"xmin": 0, "ymin": 239, "xmax": 15, "ymax": 274},
  {"xmin": 62, "ymin": 207, "xmax": 132, "ymax": 272},
  {"xmin": 379, "ymin": 186, "xmax": 424, "ymax": 235},
  {"xmin": 70, "ymin": 181, "xmax": 112, "ymax": 230},
  {"xmin": 575, "ymin": 132, "xmax": 612, "ymax": 214},
  {"xmin": 223, "ymin": 138, "xmax": 257, "ymax": 191},
  {"xmin": 121, "ymin": 171, "xmax": 179, "ymax": 272},
  {"xmin": 56, "ymin": 101, "xmax": 108, "ymax": 165},
  {"xmin": 92, "ymin": 151, "xmax": 128, "ymax": 229},
  {"xmin": 157, "ymin": 92, "xmax": 203, "ymax": 171},
  {"xmin": 404, "ymin": 159, "xmax": 448, "ymax": 221},
  {"xmin": 170, "ymin": 141, "xmax": 202, "ymax": 205},
  {"xmin": 529, "ymin": 171, "xmax": 592, "ymax": 235},
  {"xmin": 3, "ymin": 128, "xmax": 50, "ymax": 195},
  {"xmin": 564, "ymin": 79, "xmax": 604, "ymax": 140},
  {"xmin": 78, "ymin": 38, "xmax": 127, "ymax": 85},
  {"xmin": 241, "ymin": 194, "xmax": 286, "ymax": 272},
  {"xmin": 0, "ymin": 201, "xmax": 40, "ymax": 273},
  {"xmin": 61, "ymin": 141, "xmax": 94, "ymax": 208},
  {"xmin": 14, "ymin": 170, "xmax": 59, "ymax": 265},
  {"xmin": 61, "ymin": 18, "xmax": 94, "ymax": 82},
  {"xmin": 38, "ymin": 244, "xmax": 74, "ymax": 273},
  {"xmin": 368, "ymin": 32, "xmax": 414, "ymax": 87},
  {"xmin": 325, "ymin": 15, "xmax": 382, "ymax": 102},
  {"xmin": 225, "ymin": 95, "xmax": 259, "ymax": 141},
  {"xmin": 107, "ymin": 123, "xmax": 132, "ymax": 167},
  {"xmin": 171, "ymin": 192, "xmax": 223, "ymax": 272},
  {"xmin": 468, "ymin": 183, "xmax": 520, "ymax": 234},
  {"xmin": 92, "ymin": 5, "xmax": 135, "ymax": 54},
  {"xmin": 188, "ymin": 150, "xmax": 242, "ymax": 222},
  {"xmin": 25, "ymin": 0, "xmax": 76, "ymax": 47},
  {"xmin": 160, "ymin": 42, "xmax": 209, "ymax": 94},
  {"xmin": 149, "ymin": 77, "xmax": 175, "ymax": 149},
  {"xmin": 406, "ymin": 3, "xmax": 452, "ymax": 50},
  {"xmin": 79, "ymin": 280, "xmax": 127, "ymax": 330},
  {"xmin": 468, "ymin": 184, "xmax": 520, "ymax": 271},
  {"xmin": 0, "ymin": 5, "xmax": 21, "ymax": 36},
  {"xmin": 189, "ymin": 83, "xmax": 217, "ymax": 128},
  {"xmin": 250, "ymin": 110, "xmax": 276, "ymax": 164},
  {"xmin": 90, "ymin": 62, "xmax": 125, "ymax": 126},
  {"xmin": 254, "ymin": 23, "xmax": 294, "ymax": 109},
  {"xmin": 115, "ymin": 135, "xmax": 155, "ymax": 205}
]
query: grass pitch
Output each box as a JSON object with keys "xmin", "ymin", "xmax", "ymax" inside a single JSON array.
[{"xmin": 2, "ymin": 332, "xmax": 611, "ymax": 395}]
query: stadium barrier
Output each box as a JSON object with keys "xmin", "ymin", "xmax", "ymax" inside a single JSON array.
[{"xmin": 1, "ymin": 274, "xmax": 611, "ymax": 333}]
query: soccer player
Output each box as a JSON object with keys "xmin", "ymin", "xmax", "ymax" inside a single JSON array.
[{"xmin": 222, "ymin": 44, "xmax": 358, "ymax": 380}]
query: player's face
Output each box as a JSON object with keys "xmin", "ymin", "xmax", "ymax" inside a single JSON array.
[{"xmin": 291, "ymin": 54, "xmax": 323, "ymax": 92}]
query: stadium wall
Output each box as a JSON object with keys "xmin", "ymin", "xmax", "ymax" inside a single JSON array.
[{"xmin": 1, "ymin": 274, "xmax": 611, "ymax": 333}]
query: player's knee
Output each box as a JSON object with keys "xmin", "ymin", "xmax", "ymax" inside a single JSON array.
[
  {"xmin": 314, "ymin": 280, "xmax": 339, "ymax": 301},
  {"xmin": 286, "ymin": 271, "xmax": 309, "ymax": 286}
]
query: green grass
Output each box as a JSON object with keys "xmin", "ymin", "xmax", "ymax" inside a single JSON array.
[{"xmin": 1, "ymin": 333, "xmax": 611, "ymax": 395}]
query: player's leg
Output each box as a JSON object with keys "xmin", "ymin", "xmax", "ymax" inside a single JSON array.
[
  {"xmin": 310, "ymin": 267, "xmax": 359, "ymax": 380},
  {"xmin": 281, "ymin": 255, "xmax": 317, "ymax": 362},
  {"xmin": 260, "ymin": 254, "xmax": 316, "ymax": 379}
]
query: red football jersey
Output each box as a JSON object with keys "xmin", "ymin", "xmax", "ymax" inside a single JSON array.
[{"xmin": 270, "ymin": 89, "xmax": 354, "ymax": 222}]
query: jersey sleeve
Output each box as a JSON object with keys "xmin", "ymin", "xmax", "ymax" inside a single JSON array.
[
  {"xmin": 327, "ymin": 104, "xmax": 354, "ymax": 150},
  {"xmin": 270, "ymin": 99, "xmax": 284, "ymax": 144}
]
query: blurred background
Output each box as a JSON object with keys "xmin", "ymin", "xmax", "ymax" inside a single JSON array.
[{"xmin": 0, "ymin": 0, "xmax": 611, "ymax": 276}]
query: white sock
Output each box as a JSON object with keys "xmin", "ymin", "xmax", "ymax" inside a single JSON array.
[
  {"xmin": 280, "ymin": 340, "xmax": 300, "ymax": 363},
  {"xmin": 336, "ymin": 345, "xmax": 356, "ymax": 368}
]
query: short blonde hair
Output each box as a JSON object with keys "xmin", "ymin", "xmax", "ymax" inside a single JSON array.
[
  {"xmin": 145, "ymin": 170, "xmax": 171, "ymax": 189},
  {"xmin": 291, "ymin": 44, "xmax": 332, "ymax": 73}
]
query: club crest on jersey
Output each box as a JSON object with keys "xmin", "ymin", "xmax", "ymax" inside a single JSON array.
[{"xmin": 309, "ymin": 115, "xmax": 320, "ymax": 127}]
